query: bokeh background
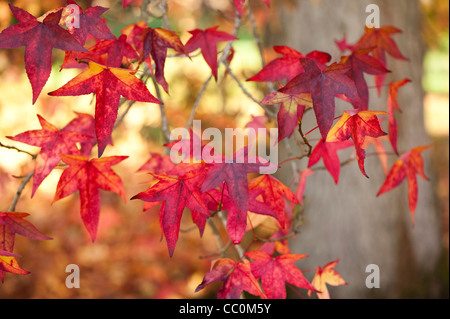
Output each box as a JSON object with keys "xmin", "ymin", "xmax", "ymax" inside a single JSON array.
[{"xmin": 0, "ymin": 0, "xmax": 448, "ymax": 298}]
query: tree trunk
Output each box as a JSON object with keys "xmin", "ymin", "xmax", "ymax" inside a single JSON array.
[{"xmin": 271, "ymin": 0, "xmax": 444, "ymax": 298}]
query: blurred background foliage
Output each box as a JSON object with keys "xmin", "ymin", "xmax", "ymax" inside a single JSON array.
[{"xmin": 0, "ymin": 0, "xmax": 447, "ymax": 298}]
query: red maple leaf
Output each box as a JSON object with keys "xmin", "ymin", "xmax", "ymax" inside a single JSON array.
[
  {"xmin": 247, "ymin": 46, "xmax": 331, "ymax": 83},
  {"xmin": 89, "ymin": 34, "xmax": 139, "ymax": 68},
  {"xmin": 308, "ymin": 138, "xmax": 353, "ymax": 184},
  {"xmin": 0, "ymin": 4, "xmax": 88, "ymax": 104},
  {"xmin": 0, "ymin": 212, "xmax": 52, "ymax": 253},
  {"xmin": 7, "ymin": 115, "xmax": 92, "ymax": 197},
  {"xmin": 64, "ymin": 0, "xmax": 115, "ymax": 45},
  {"xmin": 340, "ymin": 47, "xmax": 390, "ymax": 109},
  {"xmin": 61, "ymin": 112, "xmax": 108, "ymax": 157},
  {"xmin": 387, "ymin": 78, "xmax": 411, "ymax": 154},
  {"xmin": 48, "ymin": 61, "xmax": 161, "ymax": 156},
  {"xmin": 53, "ymin": 154, "xmax": 128, "ymax": 241},
  {"xmin": 326, "ymin": 110, "xmax": 387, "ymax": 178},
  {"xmin": 0, "ymin": 256, "xmax": 29, "ymax": 283},
  {"xmin": 184, "ymin": 26, "xmax": 238, "ymax": 81},
  {"xmin": 131, "ymin": 168, "xmax": 210, "ymax": 257},
  {"xmin": 141, "ymin": 27, "xmax": 187, "ymax": 92},
  {"xmin": 279, "ymin": 58, "xmax": 361, "ymax": 139},
  {"xmin": 308, "ymin": 259, "xmax": 347, "ymax": 299},
  {"xmin": 261, "ymin": 88, "xmax": 313, "ymax": 142},
  {"xmin": 246, "ymin": 250, "xmax": 315, "ymax": 299},
  {"xmin": 377, "ymin": 145, "xmax": 430, "ymax": 225},
  {"xmin": 200, "ymin": 148, "xmax": 274, "ymax": 239},
  {"xmin": 354, "ymin": 26, "xmax": 408, "ymax": 94},
  {"xmin": 248, "ymin": 174, "xmax": 298, "ymax": 228},
  {"xmin": 195, "ymin": 258, "xmax": 267, "ymax": 299}
]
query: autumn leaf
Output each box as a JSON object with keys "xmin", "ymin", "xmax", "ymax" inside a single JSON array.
[
  {"xmin": 340, "ymin": 47, "xmax": 390, "ymax": 109},
  {"xmin": 184, "ymin": 26, "xmax": 238, "ymax": 81},
  {"xmin": 0, "ymin": 256, "xmax": 29, "ymax": 283},
  {"xmin": 354, "ymin": 26, "xmax": 408, "ymax": 94},
  {"xmin": 326, "ymin": 110, "xmax": 387, "ymax": 178},
  {"xmin": 0, "ymin": 4, "xmax": 88, "ymax": 104},
  {"xmin": 248, "ymin": 174, "xmax": 298, "ymax": 228},
  {"xmin": 64, "ymin": 0, "xmax": 115, "ymax": 45},
  {"xmin": 246, "ymin": 250, "xmax": 315, "ymax": 299},
  {"xmin": 261, "ymin": 88, "xmax": 313, "ymax": 142},
  {"xmin": 387, "ymin": 78, "xmax": 411, "ymax": 154},
  {"xmin": 53, "ymin": 154, "xmax": 128, "ymax": 242},
  {"xmin": 61, "ymin": 112, "xmax": 105, "ymax": 157},
  {"xmin": 195, "ymin": 258, "xmax": 266, "ymax": 299},
  {"xmin": 200, "ymin": 147, "xmax": 274, "ymax": 241},
  {"xmin": 308, "ymin": 259, "xmax": 347, "ymax": 299},
  {"xmin": 377, "ymin": 145, "xmax": 430, "ymax": 225},
  {"xmin": 131, "ymin": 168, "xmax": 210, "ymax": 257},
  {"xmin": 141, "ymin": 27, "xmax": 187, "ymax": 92},
  {"xmin": 88, "ymin": 34, "xmax": 139, "ymax": 68},
  {"xmin": 7, "ymin": 115, "xmax": 92, "ymax": 197},
  {"xmin": 247, "ymin": 46, "xmax": 331, "ymax": 83},
  {"xmin": 48, "ymin": 61, "xmax": 161, "ymax": 156},
  {"xmin": 308, "ymin": 139, "xmax": 353, "ymax": 184},
  {"xmin": 0, "ymin": 212, "xmax": 52, "ymax": 253},
  {"xmin": 279, "ymin": 58, "xmax": 361, "ymax": 139}
]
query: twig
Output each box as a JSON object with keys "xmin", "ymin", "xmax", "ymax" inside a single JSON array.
[
  {"xmin": 223, "ymin": 61, "xmax": 276, "ymax": 118},
  {"xmin": 247, "ymin": 0, "xmax": 275, "ymax": 93},
  {"xmin": 8, "ymin": 171, "xmax": 33, "ymax": 212},
  {"xmin": 0, "ymin": 142, "xmax": 36, "ymax": 159},
  {"xmin": 150, "ymin": 74, "xmax": 170, "ymax": 143},
  {"xmin": 298, "ymin": 119, "xmax": 312, "ymax": 157}
]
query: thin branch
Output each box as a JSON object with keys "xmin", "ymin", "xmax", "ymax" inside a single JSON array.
[
  {"xmin": 0, "ymin": 142, "xmax": 36, "ymax": 159},
  {"xmin": 8, "ymin": 171, "xmax": 33, "ymax": 212},
  {"xmin": 184, "ymin": 74, "xmax": 213, "ymax": 131},
  {"xmin": 298, "ymin": 119, "xmax": 312, "ymax": 157},
  {"xmin": 150, "ymin": 74, "xmax": 170, "ymax": 143},
  {"xmin": 223, "ymin": 61, "xmax": 276, "ymax": 118},
  {"xmin": 247, "ymin": 0, "xmax": 275, "ymax": 93}
]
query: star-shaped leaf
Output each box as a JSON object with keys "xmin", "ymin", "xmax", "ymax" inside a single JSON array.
[
  {"xmin": 326, "ymin": 110, "xmax": 387, "ymax": 178},
  {"xmin": 131, "ymin": 168, "xmax": 210, "ymax": 257},
  {"xmin": 65, "ymin": 0, "xmax": 115, "ymax": 45},
  {"xmin": 53, "ymin": 154, "xmax": 128, "ymax": 241},
  {"xmin": 49, "ymin": 61, "xmax": 161, "ymax": 156},
  {"xmin": 308, "ymin": 259, "xmax": 347, "ymax": 299},
  {"xmin": 0, "ymin": 4, "xmax": 88, "ymax": 103},
  {"xmin": 7, "ymin": 115, "xmax": 92, "ymax": 197},
  {"xmin": 246, "ymin": 250, "xmax": 315, "ymax": 299},
  {"xmin": 377, "ymin": 145, "xmax": 430, "ymax": 225},
  {"xmin": 185, "ymin": 26, "xmax": 238, "ymax": 81},
  {"xmin": 195, "ymin": 258, "xmax": 267, "ymax": 299},
  {"xmin": 279, "ymin": 58, "xmax": 361, "ymax": 139},
  {"xmin": 308, "ymin": 138, "xmax": 353, "ymax": 184}
]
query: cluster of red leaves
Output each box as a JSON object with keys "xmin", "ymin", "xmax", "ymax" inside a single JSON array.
[
  {"xmin": 0, "ymin": 0, "xmax": 427, "ymax": 299},
  {"xmin": 248, "ymin": 24, "xmax": 429, "ymax": 224}
]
